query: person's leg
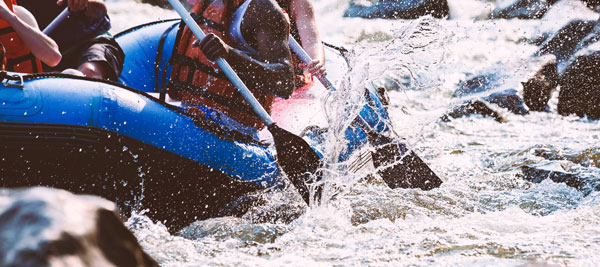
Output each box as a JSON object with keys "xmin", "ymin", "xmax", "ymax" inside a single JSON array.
[{"xmin": 71, "ymin": 37, "xmax": 125, "ymax": 81}]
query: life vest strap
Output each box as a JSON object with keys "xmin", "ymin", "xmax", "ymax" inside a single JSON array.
[
  {"xmin": 169, "ymin": 53, "xmax": 229, "ymax": 81},
  {"xmin": 0, "ymin": 26, "xmax": 15, "ymax": 36},
  {"xmin": 168, "ymin": 80, "xmax": 255, "ymax": 115},
  {"xmin": 190, "ymin": 13, "xmax": 224, "ymax": 32},
  {"xmin": 7, "ymin": 53, "xmax": 39, "ymax": 73}
]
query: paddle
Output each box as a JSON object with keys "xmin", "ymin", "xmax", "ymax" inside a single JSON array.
[
  {"xmin": 288, "ymin": 37, "xmax": 442, "ymax": 190},
  {"xmin": 43, "ymin": 8, "xmax": 70, "ymax": 34},
  {"xmin": 167, "ymin": 0, "xmax": 322, "ymax": 205}
]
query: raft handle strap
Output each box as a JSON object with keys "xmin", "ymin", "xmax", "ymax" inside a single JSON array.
[
  {"xmin": 0, "ymin": 71, "xmax": 24, "ymax": 89},
  {"xmin": 155, "ymin": 22, "xmax": 179, "ymax": 96}
]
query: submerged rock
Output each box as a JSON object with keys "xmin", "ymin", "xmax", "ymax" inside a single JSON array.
[
  {"xmin": 0, "ymin": 187, "xmax": 157, "ymax": 267},
  {"xmin": 343, "ymin": 0, "xmax": 449, "ymax": 19},
  {"xmin": 521, "ymin": 164, "xmax": 600, "ymax": 195},
  {"xmin": 441, "ymin": 100, "xmax": 507, "ymax": 122}
]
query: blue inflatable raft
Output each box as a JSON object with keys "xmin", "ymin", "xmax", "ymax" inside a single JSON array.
[{"xmin": 0, "ymin": 20, "xmax": 391, "ymax": 230}]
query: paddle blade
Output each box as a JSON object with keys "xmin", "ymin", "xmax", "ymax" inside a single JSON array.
[
  {"xmin": 268, "ymin": 124, "xmax": 322, "ymax": 205},
  {"xmin": 370, "ymin": 134, "xmax": 443, "ymax": 190}
]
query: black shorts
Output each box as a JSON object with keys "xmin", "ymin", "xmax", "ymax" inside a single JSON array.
[{"xmin": 49, "ymin": 36, "xmax": 125, "ymax": 81}]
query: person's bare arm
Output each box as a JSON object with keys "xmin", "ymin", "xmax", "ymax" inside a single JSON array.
[
  {"xmin": 57, "ymin": 0, "xmax": 107, "ymax": 20},
  {"xmin": 2, "ymin": 5, "xmax": 62, "ymax": 67},
  {"xmin": 197, "ymin": 0, "xmax": 295, "ymax": 98},
  {"xmin": 290, "ymin": 0, "xmax": 326, "ymax": 77}
]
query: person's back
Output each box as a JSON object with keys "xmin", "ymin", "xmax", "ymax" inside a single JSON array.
[
  {"xmin": 167, "ymin": 0, "xmax": 295, "ymax": 135},
  {"xmin": 17, "ymin": 0, "xmax": 124, "ymax": 81}
]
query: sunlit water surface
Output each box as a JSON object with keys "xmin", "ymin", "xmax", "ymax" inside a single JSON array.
[{"xmin": 106, "ymin": 0, "xmax": 600, "ymax": 265}]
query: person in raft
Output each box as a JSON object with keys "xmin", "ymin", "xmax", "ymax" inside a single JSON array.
[
  {"xmin": 0, "ymin": 0, "xmax": 61, "ymax": 73},
  {"xmin": 167, "ymin": 0, "xmax": 295, "ymax": 137},
  {"xmin": 276, "ymin": 0, "xmax": 326, "ymax": 89},
  {"xmin": 16, "ymin": 0, "xmax": 125, "ymax": 81}
]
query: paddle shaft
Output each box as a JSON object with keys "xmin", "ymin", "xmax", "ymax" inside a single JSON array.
[
  {"xmin": 43, "ymin": 8, "xmax": 70, "ymax": 35},
  {"xmin": 168, "ymin": 0, "xmax": 274, "ymax": 126}
]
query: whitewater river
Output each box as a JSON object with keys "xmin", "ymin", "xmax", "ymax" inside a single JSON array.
[{"xmin": 106, "ymin": 0, "xmax": 600, "ymax": 265}]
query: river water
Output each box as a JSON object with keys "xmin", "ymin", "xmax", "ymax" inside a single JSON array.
[{"xmin": 106, "ymin": 0, "xmax": 600, "ymax": 265}]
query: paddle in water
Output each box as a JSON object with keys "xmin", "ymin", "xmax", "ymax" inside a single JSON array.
[
  {"xmin": 168, "ymin": 0, "xmax": 322, "ymax": 205},
  {"xmin": 288, "ymin": 36, "xmax": 442, "ymax": 190}
]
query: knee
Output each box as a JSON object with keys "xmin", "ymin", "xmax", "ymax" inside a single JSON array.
[
  {"xmin": 62, "ymin": 68, "xmax": 85, "ymax": 77},
  {"xmin": 77, "ymin": 62, "xmax": 108, "ymax": 80}
]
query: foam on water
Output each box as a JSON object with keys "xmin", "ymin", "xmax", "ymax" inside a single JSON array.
[{"xmin": 106, "ymin": 0, "xmax": 600, "ymax": 265}]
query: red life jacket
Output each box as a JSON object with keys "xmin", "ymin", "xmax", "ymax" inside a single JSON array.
[
  {"xmin": 167, "ymin": 0, "xmax": 273, "ymax": 128},
  {"xmin": 0, "ymin": 0, "xmax": 43, "ymax": 73}
]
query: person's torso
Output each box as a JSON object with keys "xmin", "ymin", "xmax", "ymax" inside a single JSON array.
[
  {"xmin": 168, "ymin": 0, "xmax": 273, "ymax": 129},
  {"xmin": 0, "ymin": 0, "xmax": 43, "ymax": 73}
]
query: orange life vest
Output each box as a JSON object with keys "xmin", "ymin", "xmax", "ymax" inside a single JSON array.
[
  {"xmin": 167, "ymin": 0, "xmax": 273, "ymax": 128},
  {"xmin": 0, "ymin": 0, "xmax": 43, "ymax": 73}
]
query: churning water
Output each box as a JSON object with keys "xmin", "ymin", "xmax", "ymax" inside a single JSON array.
[{"xmin": 107, "ymin": 0, "xmax": 600, "ymax": 265}]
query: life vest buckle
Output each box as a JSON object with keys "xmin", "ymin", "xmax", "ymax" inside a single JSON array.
[{"xmin": 0, "ymin": 71, "xmax": 24, "ymax": 89}]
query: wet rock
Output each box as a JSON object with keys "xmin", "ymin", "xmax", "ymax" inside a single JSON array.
[
  {"xmin": 441, "ymin": 100, "xmax": 507, "ymax": 122},
  {"xmin": 443, "ymin": 55, "xmax": 557, "ymax": 121},
  {"xmin": 484, "ymin": 89, "xmax": 530, "ymax": 115},
  {"xmin": 453, "ymin": 74, "xmax": 502, "ymax": 98},
  {"xmin": 535, "ymin": 19, "xmax": 597, "ymax": 64},
  {"xmin": 558, "ymin": 41, "xmax": 600, "ymax": 119},
  {"xmin": 0, "ymin": 187, "xmax": 157, "ymax": 267},
  {"xmin": 521, "ymin": 164, "xmax": 600, "ymax": 195},
  {"xmin": 442, "ymin": 89, "xmax": 530, "ymax": 122},
  {"xmin": 343, "ymin": 0, "xmax": 449, "ymax": 19},
  {"xmin": 581, "ymin": 0, "xmax": 600, "ymax": 9},
  {"xmin": 490, "ymin": 0, "xmax": 558, "ymax": 19},
  {"xmin": 522, "ymin": 57, "xmax": 559, "ymax": 111}
]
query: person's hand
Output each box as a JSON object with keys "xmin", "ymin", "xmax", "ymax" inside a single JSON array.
[
  {"xmin": 57, "ymin": 0, "xmax": 88, "ymax": 12},
  {"xmin": 299, "ymin": 59, "xmax": 326, "ymax": 78},
  {"xmin": 193, "ymin": 34, "xmax": 231, "ymax": 61}
]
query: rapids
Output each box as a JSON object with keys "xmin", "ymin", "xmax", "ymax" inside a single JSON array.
[{"xmin": 105, "ymin": 0, "xmax": 600, "ymax": 265}]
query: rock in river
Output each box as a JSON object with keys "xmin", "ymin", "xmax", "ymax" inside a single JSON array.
[{"xmin": 0, "ymin": 187, "xmax": 157, "ymax": 267}]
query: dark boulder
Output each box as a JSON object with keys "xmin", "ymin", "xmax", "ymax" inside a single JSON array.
[
  {"xmin": 343, "ymin": 0, "xmax": 449, "ymax": 19},
  {"xmin": 490, "ymin": 0, "xmax": 559, "ymax": 19},
  {"xmin": 558, "ymin": 42, "xmax": 600, "ymax": 119},
  {"xmin": 0, "ymin": 187, "xmax": 157, "ymax": 267},
  {"xmin": 535, "ymin": 19, "xmax": 597, "ymax": 64},
  {"xmin": 522, "ymin": 57, "xmax": 559, "ymax": 111}
]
